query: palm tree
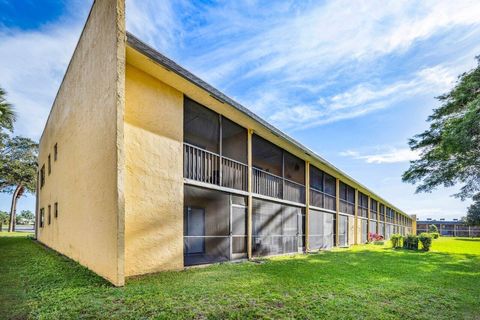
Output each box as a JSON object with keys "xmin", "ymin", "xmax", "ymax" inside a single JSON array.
[{"xmin": 0, "ymin": 87, "xmax": 16, "ymax": 132}]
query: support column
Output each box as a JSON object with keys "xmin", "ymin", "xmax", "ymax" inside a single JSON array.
[
  {"xmin": 335, "ymin": 178, "xmax": 340, "ymax": 246},
  {"xmin": 247, "ymin": 129, "xmax": 253, "ymax": 259},
  {"xmin": 376, "ymin": 201, "xmax": 380, "ymax": 234},
  {"xmin": 354, "ymin": 189, "xmax": 358, "ymax": 245},
  {"xmin": 367, "ymin": 196, "xmax": 371, "ymax": 240},
  {"xmin": 305, "ymin": 162, "xmax": 310, "ymax": 252}
]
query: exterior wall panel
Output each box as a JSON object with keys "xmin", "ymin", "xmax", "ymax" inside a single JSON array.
[
  {"xmin": 124, "ymin": 64, "xmax": 184, "ymax": 277},
  {"xmin": 37, "ymin": 0, "xmax": 126, "ymax": 286}
]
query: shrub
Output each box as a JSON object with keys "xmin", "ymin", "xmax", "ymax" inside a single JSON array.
[
  {"xmin": 419, "ymin": 233, "xmax": 433, "ymax": 251},
  {"xmin": 430, "ymin": 232, "xmax": 440, "ymax": 239},
  {"xmin": 428, "ymin": 224, "xmax": 439, "ymax": 233},
  {"xmin": 368, "ymin": 233, "xmax": 384, "ymax": 242},
  {"xmin": 403, "ymin": 234, "xmax": 419, "ymax": 250},
  {"xmin": 390, "ymin": 234, "xmax": 403, "ymax": 248}
]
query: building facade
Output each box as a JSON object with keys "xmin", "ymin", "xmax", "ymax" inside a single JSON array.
[
  {"xmin": 417, "ymin": 220, "xmax": 480, "ymax": 237},
  {"xmin": 36, "ymin": 0, "xmax": 416, "ymax": 286}
]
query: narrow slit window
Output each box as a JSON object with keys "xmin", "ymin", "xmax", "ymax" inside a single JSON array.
[
  {"xmin": 40, "ymin": 165, "xmax": 45, "ymax": 188},
  {"xmin": 54, "ymin": 202, "xmax": 58, "ymax": 218},
  {"xmin": 48, "ymin": 205, "xmax": 51, "ymax": 225},
  {"xmin": 48, "ymin": 154, "xmax": 51, "ymax": 175},
  {"xmin": 40, "ymin": 208, "xmax": 44, "ymax": 228},
  {"xmin": 54, "ymin": 143, "xmax": 58, "ymax": 161}
]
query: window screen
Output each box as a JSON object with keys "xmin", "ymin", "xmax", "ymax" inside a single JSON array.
[
  {"xmin": 221, "ymin": 116, "xmax": 247, "ymax": 164},
  {"xmin": 338, "ymin": 215, "xmax": 348, "ymax": 247},
  {"xmin": 252, "ymin": 134, "xmax": 282, "ymax": 176},
  {"xmin": 184, "ymin": 97, "xmax": 219, "ymax": 153},
  {"xmin": 184, "ymin": 186, "xmax": 231, "ymax": 266},
  {"xmin": 284, "ymin": 151, "xmax": 305, "ymax": 184},
  {"xmin": 361, "ymin": 219, "xmax": 368, "ymax": 243},
  {"xmin": 252, "ymin": 199, "xmax": 302, "ymax": 257},
  {"xmin": 309, "ymin": 209, "xmax": 334, "ymax": 250}
]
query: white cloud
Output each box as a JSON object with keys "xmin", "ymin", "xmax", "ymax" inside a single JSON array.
[
  {"xmin": 126, "ymin": 0, "xmax": 185, "ymax": 54},
  {"xmin": 267, "ymin": 64, "xmax": 458, "ymax": 129},
  {"xmin": 0, "ymin": 10, "xmax": 87, "ymax": 140},
  {"xmin": 340, "ymin": 147, "xmax": 420, "ymax": 164},
  {"xmin": 123, "ymin": 0, "xmax": 480, "ymax": 130}
]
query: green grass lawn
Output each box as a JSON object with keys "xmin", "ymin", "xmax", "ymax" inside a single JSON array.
[{"xmin": 1, "ymin": 233, "xmax": 479, "ymax": 319}]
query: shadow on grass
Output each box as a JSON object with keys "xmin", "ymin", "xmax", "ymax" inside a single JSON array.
[{"xmin": 454, "ymin": 238, "xmax": 480, "ymax": 242}]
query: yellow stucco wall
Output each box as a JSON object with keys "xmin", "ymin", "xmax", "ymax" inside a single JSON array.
[
  {"xmin": 124, "ymin": 64, "xmax": 184, "ymax": 277},
  {"xmin": 37, "ymin": 0, "xmax": 126, "ymax": 286}
]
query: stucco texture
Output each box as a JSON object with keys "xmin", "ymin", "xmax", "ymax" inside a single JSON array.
[
  {"xmin": 124, "ymin": 64, "xmax": 184, "ymax": 277},
  {"xmin": 37, "ymin": 0, "xmax": 126, "ymax": 286}
]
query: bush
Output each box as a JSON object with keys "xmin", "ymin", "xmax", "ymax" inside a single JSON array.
[
  {"xmin": 428, "ymin": 224, "xmax": 439, "ymax": 233},
  {"xmin": 430, "ymin": 232, "xmax": 440, "ymax": 239},
  {"xmin": 390, "ymin": 234, "xmax": 403, "ymax": 248},
  {"xmin": 368, "ymin": 233, "xmax": 384, "ymax": 242},
  {"xmin": 419, "ymin": 233, "xmax": 433, "ymax": 251},
  {"xmin": 403, "ymin": 234, "xmax": 419, "ymax": 250}
]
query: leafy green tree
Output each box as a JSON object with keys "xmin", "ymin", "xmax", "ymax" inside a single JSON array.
[
  {"xmin": 0, "ymin": 87, "xmax": 16, "ymax": 132},
  {"xmin": 19, "ymin": 209, "xmax": 34, "ymax": 221},
  {"xmin": 428, "ymin": 224, "xmax": 439, "ymax": 233},
  {"xmin": 0, "ymin": 211, "xmax": 9, "ymax": 232},
  {"xmin": 403, "ymin": 56, "xmax": 480, "ymax": 222},
  {"xmin": 465, "ymin": 194, "xmax": 480, "ymax": 225},
  {"xmin": 0, "ymin": 136, "xmax": 38, "ymax": 232}
]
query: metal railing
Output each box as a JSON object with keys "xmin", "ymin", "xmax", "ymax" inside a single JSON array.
[
  {"xmin": 184, "ymin": 143, "xmax": 247, "ymax": 191},
  {"xmin": 252, "ymin": 168, "xmax": 283, "ymax": 198},
  {"xmin": 339, "ymin": 200, "xmax": 355, "ymax": 215},
  {"xmin": 252, "ymin": 167, "xmax": 305, "ymax": 203},
  {"xmin": 284, "ymin": 179, "xmax": 305, "ymax": 203},
  {"xmin": 309, "ymin": 188, "xmax": 336, "ymax": 211}
]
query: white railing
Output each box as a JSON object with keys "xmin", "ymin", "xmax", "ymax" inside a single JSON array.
[
  {"xmin": 252, "ymin": 167, "xmax": 305, "ymax": 204},
  {"xmin": 252, "ymin": 168, "xmax": 283, "ymax": 199},
  {"xmin": 340, "ymin": 200, "xmax": 355, "ymax": 215},
  {"xmin": 184, "ymin": 143, "xmax": 247, "ymax": 191},
  {"xmin": 309, "ymin": 188, "xmax": 336, "ymax": 211},
  {"xmin": 284, "ymin": 179, "xmax": 305, "ymax": 203}
]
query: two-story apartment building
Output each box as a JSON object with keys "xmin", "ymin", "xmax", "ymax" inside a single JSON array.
[{"xmin": 36, "ymin": 0, "xmax": 416, "ymax": 286}]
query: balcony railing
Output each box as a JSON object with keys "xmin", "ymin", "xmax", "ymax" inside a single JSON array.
[
  {"xmin": 252, "ymin": 168, "xmax": 305, "ymax": 203},
  {"xmin": 340, "ymin": 200, "xmax": 355, "ymax": 215},
  {"xmin": 309, "ymin": 188, "xmax": 336, "ymax": 211},
  {"xmin": 184, "ymin": 143, "xmax": 248, "ymax": 191}
]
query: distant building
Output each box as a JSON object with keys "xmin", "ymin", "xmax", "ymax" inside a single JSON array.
[{"xmin": 416, "ymin": 219, "xmax": 480, "ymax": 237}]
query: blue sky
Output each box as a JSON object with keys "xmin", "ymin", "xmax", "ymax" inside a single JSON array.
[{"xmin": 1, "ymin": 0, "xmax": 480, "ymax": 219}]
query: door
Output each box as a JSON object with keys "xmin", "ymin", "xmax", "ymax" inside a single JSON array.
[
  {"xmin": 231, "ymin": 205, "xmax": 247, "ymax": 259},
  {"xmin": 186, "ymin": 207, "xmax": 205, "ymax": 254},
  {"xmin": 339, "ymin": 215, "xmax": 348, "ymax": 247}
]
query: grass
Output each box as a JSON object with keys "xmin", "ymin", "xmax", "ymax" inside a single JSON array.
[{"xmin": 1, "ymin": 233, "xmax": 479, "ymax": 319}]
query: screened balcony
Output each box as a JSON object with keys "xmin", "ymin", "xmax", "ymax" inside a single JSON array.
[
  {"xmin": 370, "ymin": 199, "xmax": 378, "ymax": 220},
  {"xmin": 184, "ymin": 97, "xmax": 248, "ymax": 192},
  {"xmin": 358, "ymin": 192, "xmax": 368, "ymax": 218},
  {"xmin": 252, "ymin": 134, "xmax": 305, "ymax": 204},
  {"xmin": 339, "ymin": 182, "xmax": 355, "ymax": 215},
  {"xmin": 309, "ymin": 166, "xmax": 336, "ymax": 211},
  {"xmin": 184, "ymin": 143, "xmax": 248, "ymax": 191}
]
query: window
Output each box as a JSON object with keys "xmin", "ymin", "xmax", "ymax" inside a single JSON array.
[
  {"xmin": 39, "ymin": 208, "xmax": 44, "ymax": 228},
  {"xmin": 54, "ymin": 202, "xmax": 58, "ymax": 218},
  {"xmin": 54, "ymin": 143, "xmax": 58, "ymax": 161},
  {"xmin": 339, "ymin": 182, "xmax": 355, "ymax": 215},
  {"xmin": 48, "ymin": 205, "xmax": 51, "ymax": 225},
  {"xmin": 48, "ymin": 154, "xmax": 51, "ymax": 175},
  {"xmin": 40, "ymin": 165, "xmax": 45, "ymax": 188}
]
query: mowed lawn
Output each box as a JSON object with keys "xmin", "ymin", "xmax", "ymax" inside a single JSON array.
[{"xmin": 1, "ymin": 233, "xmax": 479, "ymax": 319}]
